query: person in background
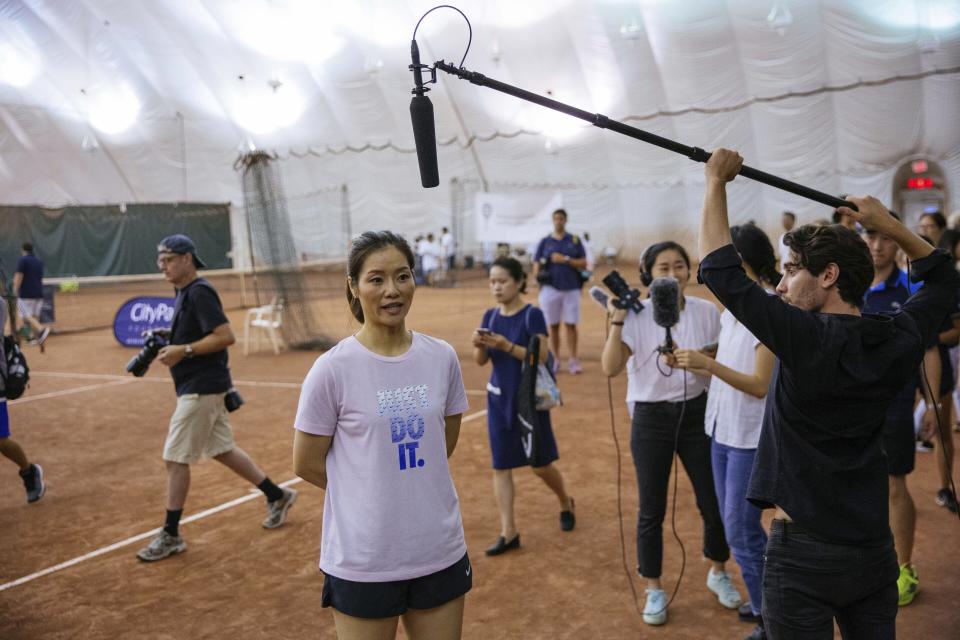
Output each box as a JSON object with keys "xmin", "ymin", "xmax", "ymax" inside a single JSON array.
[
  {"xmin": 673, "ymin": 223, "xmax": 778, "ymax": 640},
  {"xmin": 778, "ymin": 211, "xmax": 796, "ymax": 272},
  {"xmin": 13, "ymin": 242, "xmax": 51, "ymax": 347},
  {"xmin": 861, "ymin": 215, "xmax": 942, "ymax": 606},
  {"xmin": 293, "ymin": 231, "xmax": 471, "ymax": 640},
  {"xmin": 917, "ymin": 211, "xmax": 947, "ymax": 247},
  {"xmin": 601, "ymin": 240, "xmax": 739, "ymax": 627},
  {"xmin": 441, "ymin": 226, "xmax": 456, "ymax": 273},
  {"xmin": 421, "ymin": 233, "xmax": 441, "ymax": 287},
  {"xmin": 533, "ymin": 209, "xmax": 588, "ymax": 375},
  {"xmin": 137, "ymin": 234, "xmax": 296, "ymax": 562},
  {"xmin": 0, "ymin": 299, "xmax": 45, "ymax": 503},
  {"xmin": 473, "ymin": 256, "xmax": 575, "ymax": 557}
]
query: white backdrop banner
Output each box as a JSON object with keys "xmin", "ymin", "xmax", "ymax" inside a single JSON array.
[{"xmin": 475, "ymin": 192, "xmax": 564, "ymax": 243}]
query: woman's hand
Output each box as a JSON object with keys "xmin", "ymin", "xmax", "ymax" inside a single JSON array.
[
  {"xmin": 606, "ymin": 298, "xmax": 628, "ymax": 324},
  {"xmin": 673, "ymin": 347, "xmax": 713, "ymax": 376},
  {"xmin": 478, "ymin": 331, "xmax": 512, "ymax": 352},
  {"xmin": 471, "ymin": 329, "xmax": 487, "ymax": 348}
]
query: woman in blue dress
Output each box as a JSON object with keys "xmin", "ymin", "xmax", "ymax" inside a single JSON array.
[{"xmin": 472, "ymin": 256, "xmax": 576, "ymax": 556}]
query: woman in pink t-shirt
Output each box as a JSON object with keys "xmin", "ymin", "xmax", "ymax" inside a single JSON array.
[{"xmin": 293, "ymin": 231, "xmax": 471, "ymax": 640}]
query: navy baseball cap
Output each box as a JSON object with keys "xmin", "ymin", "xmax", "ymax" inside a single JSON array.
[{"xmin": 158, "ymin": 234, "xmax": 207, "ymax": 268}]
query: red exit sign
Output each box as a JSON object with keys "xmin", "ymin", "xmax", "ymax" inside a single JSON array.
[{"xmin": 908, "ymin": 177, "xmax": 934, "ymax": 189}]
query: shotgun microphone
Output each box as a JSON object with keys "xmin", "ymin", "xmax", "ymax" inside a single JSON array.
[
  {"xmin": 649, "ymin": 277, "xmax": 680, "ymax": 354},
  {"xmin": 410, "ymin": 40, "xmax": 439, "ymax": 188}
]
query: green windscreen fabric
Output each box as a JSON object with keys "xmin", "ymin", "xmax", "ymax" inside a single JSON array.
[{"xmin": 0, "ymin": 203, "xmax": 231, "ymax": 277}]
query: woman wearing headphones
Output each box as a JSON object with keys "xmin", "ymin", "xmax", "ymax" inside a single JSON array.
[
  {"xmin": 673, "ymin": 224, "xmax": 778, "ymax": 640},
  {"xmin": 601, "ymin": 241, "xmax": 739, "ymax": 627}
]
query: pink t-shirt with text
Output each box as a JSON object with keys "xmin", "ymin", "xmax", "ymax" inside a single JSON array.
[{"xmin": 294, "ymin": 332, "xmax": 469, "ymax": 582}]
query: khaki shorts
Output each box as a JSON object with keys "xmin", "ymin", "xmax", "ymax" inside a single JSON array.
[{"xmin": 163, "ymin": 393, "xmax": 236, "ymax": 464}]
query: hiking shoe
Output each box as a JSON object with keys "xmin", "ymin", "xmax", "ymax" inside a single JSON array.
[
  {"xmin": 20, "ymin": 464, "xmax": 45, "ymax": 503},
  {"xmin": 567, "ymin": 358, "xmax": 583, "ymax": 375},
  {"xmin": 137, "ymin": 531, "xmax": 187, "ymax": 562},
  {"xmin": 897, "ymin": 564, "xmax": 919, "ymax": 606},
  {"xmin": 707, "ymin": 569, "xmax": 743, "ymax": 609},
  {"xmin": 936, "ymin": 488, "xmax": 958, "ymax": 513},
  {"xmin": 262, "ymin": 487, "xmax": 297, "ymax": 529},
  {"xmin": 643, "ymin": 588, "xmax": 668, "ymax": 626}
]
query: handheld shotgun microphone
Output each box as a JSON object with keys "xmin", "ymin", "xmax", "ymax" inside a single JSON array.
[{"xmin": 649, "ymin": 277, "xmax": 680, "ymax": 354}]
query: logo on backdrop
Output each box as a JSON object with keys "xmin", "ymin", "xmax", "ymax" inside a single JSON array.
[
  {"xmin": 377, "ymin": 384, "xmax": 430, "ymax": 471},
  {"xmin": 113, "ymin": 296, "xmax": 176, "ymax": 347}
]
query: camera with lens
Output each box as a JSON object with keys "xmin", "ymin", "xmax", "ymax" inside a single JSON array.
[
  {"xmin": 602, "ymin": 270, "xmax": 644, "ymax": 314},
  {"xmin": 536, "ymin": 257, "xmax": 552, "ymax": 285},
  {"xmin": 224, "ymin": 388, "xmax": 245, "ymax": 412},
  {"xmin": 125, "ymin": 329, "xmax": 170, "ymax": 377}
]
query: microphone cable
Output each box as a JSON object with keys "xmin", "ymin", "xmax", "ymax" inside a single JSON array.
[
  {"xmin": 606, "ymin": 319, "xmax": 689, "ymax": 621},
  {"xmin": 412, "ymin": 5, "xmax": 472, "ymax": 67}
]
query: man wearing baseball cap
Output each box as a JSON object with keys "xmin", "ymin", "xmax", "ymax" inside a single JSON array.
[{"xmin": 137, "ymin": 235, "xmax": 296, "ymax": 562}]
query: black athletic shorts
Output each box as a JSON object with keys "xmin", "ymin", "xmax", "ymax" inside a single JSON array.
[
  {"xmin": 321, "ymin": 552, "xmax": 472, "ymax": 619},
  {"xmin": 882, "ymin": 414, "xmax": 915, "ymax": 477}
]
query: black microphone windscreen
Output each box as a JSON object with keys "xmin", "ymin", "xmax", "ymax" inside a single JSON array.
[
  {"xmin": 410, "ymin": 95, "xmax": 439, "ymax": 188},
  {"xmin": 649, "ymin": 277, "xmax": 680, "ymax": 328}
]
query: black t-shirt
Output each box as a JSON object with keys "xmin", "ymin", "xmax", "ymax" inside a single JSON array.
[
  {"xmin": 699, "ymin": 244, "xmax": 958, "ymax": 544},
  {"xmin": 169, "ymin": 278, "xmax": 232, "ymax": 396}
]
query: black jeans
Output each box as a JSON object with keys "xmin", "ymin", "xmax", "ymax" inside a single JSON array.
[
  {"xmin": 631, "ymin": 393, "xmax": 729, "ymax": 578},
  {"xmin": 763, "ymin": 520, "xmax": 898, "ymax": 639}
]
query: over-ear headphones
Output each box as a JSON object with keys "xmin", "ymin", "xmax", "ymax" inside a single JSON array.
[{"xmin": 639, "ymin": 245, "xmax": 654, "ymax": 287}]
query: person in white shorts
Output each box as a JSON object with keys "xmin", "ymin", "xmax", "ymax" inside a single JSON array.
[{"xmin": 532, "ymin": 209, "xmax": 588, "ymax": 374}]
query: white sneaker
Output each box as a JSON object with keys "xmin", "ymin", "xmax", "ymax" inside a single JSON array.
[
  {"xmin": 707, "ymin": 569, "xmax": 743, "ymax": 609},
  {"xmin": 262, "ymin": 487, "xmax": 297, "ymax": 529},
  {"xmin": 642, "ymin": 588, "xmax": 668, "ymax": 625}
]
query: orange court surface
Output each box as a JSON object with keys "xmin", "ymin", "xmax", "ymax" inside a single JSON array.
[{"xmin": 2, "ymin": 266, "xmax": 958, "ymax": 639}]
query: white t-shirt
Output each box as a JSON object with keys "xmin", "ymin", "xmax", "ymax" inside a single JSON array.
[
  {"xmin": 620, "ymin": 295, "xmax": 720, "ymax": 403},
  {"xmin": 421, "ymin": 240, "xmax": 440, "ymax": 273},
  {"xmin": 704, "ymin": 309, "xmax": 766, "ymax": 449},
  {"xmin": 440, "ymin": 232, "xmax": 454, "ymax": 259},
  {"xmin": 294, "ymin": 332, "xmax": 469, "ymax": 582}
]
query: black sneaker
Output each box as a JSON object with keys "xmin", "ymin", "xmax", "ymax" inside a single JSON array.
[
  {"xmin": 745, "ymin": 622, "xmax": 766, "ymax": 640},
  {"xmin": 936, "ymin": 488, "xmax": 958, "ymax": 513},
  {"xmin": 20, "ymin": 464, "xmax": 46, "ymax": 503}
]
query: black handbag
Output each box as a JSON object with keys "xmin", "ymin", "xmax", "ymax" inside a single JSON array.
[{"xmin": 515, "ymin": 334, "xmax": 546, "ymax": 467}]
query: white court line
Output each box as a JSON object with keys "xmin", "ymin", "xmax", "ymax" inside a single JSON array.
[
  {"xmin": 30, "ymin": 372, "xmax": 487, "ymax": 394},
  {"xmin": 9, "ymin": 379, "xmax": 137, "ymax": 405},
  {"xmin": 0, "ymin": 410, "xmax": 487, "ymax": 592}
]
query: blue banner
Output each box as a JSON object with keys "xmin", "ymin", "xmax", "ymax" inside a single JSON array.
[{"xmin": 113, "ymin": 296, "xmax": 176, "ymax": 347}]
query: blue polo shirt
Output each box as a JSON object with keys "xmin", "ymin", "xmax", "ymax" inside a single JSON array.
[
  {"xmin": 863, "ymin": 267, "xmax": 924, "ymax": 416},
  {"xmin": 15, "ymin": 253, "xmax": 44, "ymax": 299},
  {"xmin": 862, "ymin": 267, "xmax": 922, "ymax": 316},
  {"xmin": 534, "ymin": 233, "xmax": 585, "ymax": 291}
]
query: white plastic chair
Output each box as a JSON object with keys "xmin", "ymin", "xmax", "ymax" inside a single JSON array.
[{"xmin": 243, "ymin": 298, "xmax": 284, "ymax": 355}]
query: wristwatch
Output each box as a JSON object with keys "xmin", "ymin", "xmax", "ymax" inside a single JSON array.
[{"xmin": 184, "ymin": 344, "xmax": 195, "ymax": 358}]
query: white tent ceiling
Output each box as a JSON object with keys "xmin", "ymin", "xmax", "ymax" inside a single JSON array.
[{"xmin": 1, "ymin": 0, "xmax": 959, "ymax": 261}]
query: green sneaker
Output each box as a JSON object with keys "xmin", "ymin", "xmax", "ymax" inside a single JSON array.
[{"xmin": 897, "ymin": 564, "xmax": 918, "ymax": 606}]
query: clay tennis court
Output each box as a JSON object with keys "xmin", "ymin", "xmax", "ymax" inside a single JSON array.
[{"xmin": 1, "ymin": 267, "xmax": 958, "ymax": 639}]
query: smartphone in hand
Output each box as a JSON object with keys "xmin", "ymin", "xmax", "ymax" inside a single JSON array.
[{"xmin": 476, "ymin": 328, "xmax": 493, "ymax": 336}]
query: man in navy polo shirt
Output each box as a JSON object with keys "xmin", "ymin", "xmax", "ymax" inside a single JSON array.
[
  {"xmin": 862, "ymin": 220, "xmax": 940, "ymax": 607},
  {"xmin": 533, "ymin": 209, "xmax": 588, "ymax": 374},
  {"xmin": 13, "ymin": 243, "xmax": 51, "ymax": 347}
]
